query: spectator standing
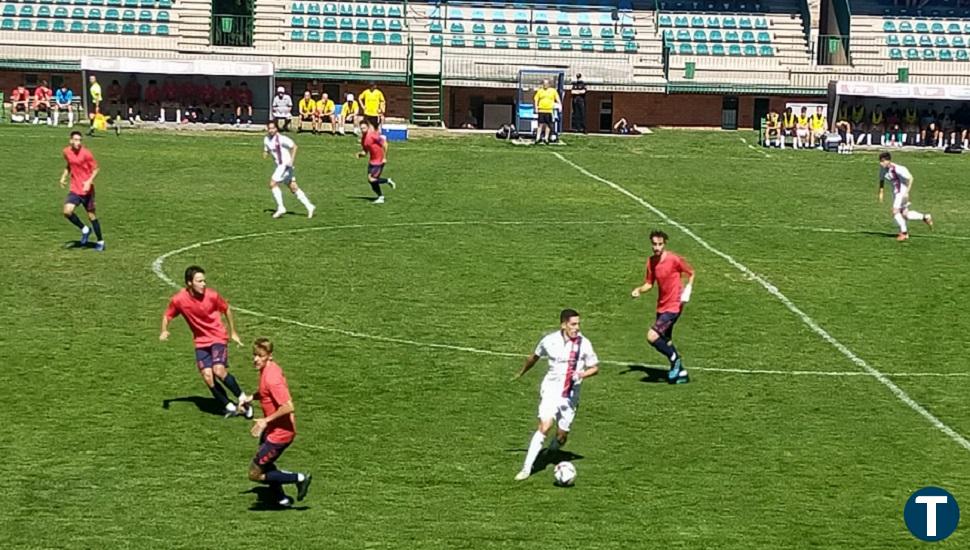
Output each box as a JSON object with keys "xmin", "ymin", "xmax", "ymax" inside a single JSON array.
[
  {"xmin": 271, "ymin": 86, "xmax": 293, "ymax": 131},
  {"xmin": 570, "ymin": 73, "xmax": 587, "ymax": 133}
]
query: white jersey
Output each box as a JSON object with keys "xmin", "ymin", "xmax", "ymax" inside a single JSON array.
[
  {"xmin": 264, "ymin": 134, "xmax": 295, "ymax": 167},
  {"xmin": 533, "ymin": 330, "xmax": 598, "ymax": 398},
  {"xmin": 881, "ymin": 163, "xmax": 913, "ymax": 194}
]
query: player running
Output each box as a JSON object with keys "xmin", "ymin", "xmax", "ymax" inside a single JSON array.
[
  {"xmin": 512, "ymin": 309, "xmax": 599, "ymax": 481},
  {"xmin": 60, "ymin": 131, "xmax": 105, "ymax": 251},
  {"xmin": 239, "ymin": 338, "xmax": 312, "ymax": 508},
  {"xmin": 356, "ymin": 119, "xmax": 396, "ymax": 204},
  {"xmin": 631, "ymin": 230, "xmax": 695, "ymax": 384},
  {"xmin": 160, "ymin": 265, "xmax": 253, "ymax": 418},
  {"xmin": 263, "ymin": 121, "xmax": 316, "ymax": 219},
  {"xmin": 878, "ymin": 152, "xmax": 933, "ymax": 241}
]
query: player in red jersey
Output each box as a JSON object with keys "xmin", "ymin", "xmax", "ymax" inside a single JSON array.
[
  {"xmin": 236, "ymin": 81, "xmax": 254, "ymax": 125},
  {"xmin": 10, "ymin": 84, "xmax": 30, "ymax": 121},
  {"xmin": 239, "ymin": 338, "xmax": 311, "ymax": 507},
  {"xmin": 60, "ymin": 131, "xmax": 105, "ymax": 251},
  {"xmin": 218, "ymin": 80, "xmax": 237, "ymax": 124},
  {"xmin": 32, "ymin": 80, "xmax": 53, "ymax": 125},
  {"xmin": 631, "ymin": 230, "xmax": 695, "ymax": 384},
  {"xmin": 355, "ymin": 118, "xmax": 396, "ymax": 204},
  {"xmin": 160, "ymin": 265, "xmax": 253, "ymax": 418}
]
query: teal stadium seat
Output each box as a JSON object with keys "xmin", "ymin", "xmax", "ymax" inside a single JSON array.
[
  {"xmin": 388, "ymin": 19, "xmax": 401, "ymax": 31},
  {"xmin": 323, "ymin": 17, "xmax": 336, "ymax": 28},
  {"xmin": 691, "ymin": 16, "xmax": 703, "ymax": 27},
  {"xmin": 759, "ymin": 45, "xmax": 773, "ymax": 56},
  {"xmin": 323, "ymin": 3, "xmax": 336, "ymax": 15},
  {"xmin": 741, "ymin": 30, "xmax": 755, "ymax": 43},
  {"xmin": 137, "ymin": 23, "xmax": 149, "ymax": 34},
  {"xmin": 104, "ymin": 21, "xmax": 118, "ymax": 32},
  {"xmin": 355, "ymin": 19, "xmax": 367, "ymax": 30},
  {"xmin": 471, "ymin": 8, "xmax": 487, "ymax": 20},
  {"xmin": 729, "ymin": 44, "xmax": 742, "ymax": 55},
  {"xmin": 558, "ymin": 26, "xmax": 571, "ymax": 36},
  {"xmin": 578, "ymin": 13, "xmax": 590, "ymax": 25},
  {"xmin": 948, "ymin": 22, "xmax": 960, "ymax": 33},
  {"xmin": 37, "ymin": 20, "xmax": 51, "ymax": 31},
  {"xmin": 516, "ymin": 37, "xmax": 529, "ymax": 48},
  {"xmin": 338, "ymin": 3, "xmax": 350, "ymax": 15},
  {"xmin": 71, "ymin": 21, "xmax": 84, "ymax": 31},
  {"xmin": 372, "ymin": 18, "xmax": 385, "ymax": 30},
  {"xmin": 292, "ymin": 3, "xmax": 304, "ymax": 14},
  {"xmin": 534, "ymin": 11, "xmax": 548, "ymax": 24},
  {"xmin": 693, "ymin": 30, "xmax": 706, "ymax": 41},
  {"xmin": 709, "ymin": 29, "xmax": 722, "ymax": 41},
  {"xmin": 887, "ymin": 35, "xmax": 899, "ymax": 46},
  {"xmin": 936, "ymin": 36, "xmax": 948, "ymax": 46},
  {"xmin": 372, "ymin": 32, "xmax": 386, "ymax": 43},
  {"xmin": 493, "ymin": 24, "xmax": 506, "ymax": 34},
  {"xmin": 722, "ymin": 17, "xmax": 736, "ymax": 28},
  {"xmin": 940, "ymin": 49, "xmax": 953, "ymax": 60},
  {"xmin": 953, "ymin": 36, "xmax": 965, "ymax": 47},
  {"xmin": 306, "ymin": 29, "xmax": 319, "ymax": 40},
  {"xmin": 158, "ymin": 0, "xmax": 171, "ymax": 7},
  {"xmin": 86, "ymin": 21, "xmax": 101, "ymax": 32},
  {"xmin": 581, "ymin": 39, "xmax": 593, "ymax": 51},
  {"xmin": 77, "ymin": 0, "xmax": 91, "ymax": 4},
  {"xmin": 305, "ymin": 16, "xmax": 318, "ymax": 27},
  {"xmin": 124, "ymin": 0, "xmax": 136, "ymax": 7},
  {"xmin": 923, "ymin": 48, "xmax": 935, "ymax": 60},
  {"xmin": 706, "ymin": 16, "xmax": 719, "ymax": 28},
  {"xmin": 536, "ymin": 25, "xmax": 549, "ymax": 36},
  {"xmin": 757, "ymin": 31, "xmax": 770, "ymax": 43},
  {"xmin": 931, "ymin": 22, "xmax": 944, "ymax": 33},
  {"xmin": 73, "ymin": 7, "xmax": 86, "ymax": 17},
  {"xmin": 90, "ymin": 0, "xmax": 104, "ymax": 5},
  {"xmin": 739, "ymin": 17, "xmax": 752, "ymax": 29},
  {"xmin": 696, "ymin": 43, "xmax": 709, "ymax": 54},
  {"xmin": 919, "ymin": 35, "xmax": 931, "ymax": 46},
  {"xmin": 883, "ymin": 20, "xmax": 896, "ymax": 32},
  {"xmin": 512, "ymin": 10, "xmax": 526, "ymax": 23},
  {"xmin": 339, "ymin": 30, "xmax": 352, "ymax": 42},
  {"xmin": 355, "ymin": 4, "xmax": 367, "ymax": 16},
  {"xmin": 157, "ymin": 10, "xmax": 168, "ymax": 21},
  {"xmin": 339, "ymin": 17, "xmax": 351, "ymax": 29},
  {"xmin": 556, "ymin": 11, "xmax": 569, "ymax": 25},
  {"xmin": 903, "ymin": 34, "xmax": 916, "ymax": 46},
  {"xmin": 18, "ymin": 19, "xmax": 32, "ymax": 30},
  {"xmin": 964, "ymin": 22, "xmax": 970, "ymax": 33},
  {"xmin": 899, "ymin": 21, "xmax": 912, "ymax": 32},
  {"xmin": 495, "ymin": 37, "xmax": 508, "ymax": 48},
  {"xmin": 603, "ymin": 40, "xmax": 616, "ymax": 52},
  {"xmin": 580, "ymin": 26, "xmax": 592, "ymax": 37},
  {"xmin": 725, "ymin": 30, "xmax": 739, "ymax": 42},
  {"xmin": 430, "ymin": 34, "xmax": 442, "ymax": 46},
  {"xmin": 889, "ymin": 47, "xmax": 903, "ymax": 59},
  {"xmin": 122, "ymin": 9, "xmax": 135, "ymax": 20},
  {"xmin": 323, "ymin": 29, "xmax": 336, "ymax": 41},
  {"xmin": 515, "ymin": 24, "xmax": 527, "ymax": 35},
  {"xmin": 601, "ymin": 27, "xmax": 614, "ymax": 38},
  {"xmin": 957, "ymin": 49, "xmax": 969, "ymax": 60},
  {"xmin": 744, "ymin": 44, "xmax": 756, "ymax": 55},
  {"xmin": 107, "ymin": 0, "xmax": 120, "ymax": 6},
  {"xmin": 674, "ymin": 16, "xmax": 687, "ymax": 27},
  {"xmin": 491, "ymin": 9, "xmax": 506, "ymax": 21},
  {"xmin": 2, "ymin": 5, "xmax": 14, "ymax": 17},
  {"xmin": 88, "ymin": 7, "xmax": 101, "ymax": 18},
  {"xmin": 451, "ymin": 8, "xmax": 464, "ymax": 20},
  {"xmin": 39, "ymin": 6, "xmax": 53, "ymax": 16},
  {"xmin": 472, "ymin": 35, "xmax": 485, "ymax": 47},
  {"xmin": 429, "ymin": 21, "xmax": 442, "ymax": 33},
  {"xmin": 291, "ymin": 29, "xmax": 304, "ymax": 40},
  {"xmin": 624, "ymin": 40, "xmax": 637, "ymax": 52},
  {"xmin": 356, "ymin": 31, "xmax": 368, "ymax": 43},
  {"xmin": 622, "ymin": 27, "xmax": 635, "ymax": 40},
  {"xmin": 678, "ymin": 43, "xmax": 692, "ymax": 54},
  {"xmin": 659, "ymin": 15, "xmax": 671, "ymax": 27},
  {"xmin": 450, "ymin": 22, "xmax": 464, "ymax": 33},
  {"xmin": 538, "ymin": 37, "xmax": 551, "ymax": 49},
  {"xmin": 155, "ymin": 23, "xmax": 167, "ymax": 35},
  {"xmin": 676, "ymin": 29, "xmax": 689, "ymax": 41},
  {"xmin": 712, "ymin": 43, "xmax": 725, "ymax": 55},
  {"xmin": 292, "ymin": 16, "xmax": 304, "ymax": 27},
  {"xmin": 21, "ymin": 5, "xmax": 35, "ymax": 16},
  {"xmin": 388, "ymin": 6, "xmax": 401, "ymax": 18},
  {"xmin": 906, "ymin": 47, "xmax": 919, "ymax": 59},
  {"xmin": 755, "ymin": 18, "xmax": 768, "ymax": 29},
  {"xmin": 663, "ymin": 29, "xmax": 673, "ymax": 40},
  {"xmin": 372, "ymin": 5, "xmax": 385, "ymax": 17},
  {"xmin": 121, "ymin": 22, "xmax": 134, "ymax": 33},
  {"xmin": 915, "ymin": 21, "xmax": 928, "ymax": 33},
  {"xmin": 559, "ymin": 39, "xmax": 572, "ymax": 50}
]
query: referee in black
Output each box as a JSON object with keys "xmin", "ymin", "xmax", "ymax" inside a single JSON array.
[{"xmin": 570, "ymin": 73, "xmax": 587, "ymax": 133}]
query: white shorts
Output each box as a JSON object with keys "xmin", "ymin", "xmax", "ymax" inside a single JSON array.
[
  {"xmin": 796, "ymin": 128, "xmax": 809, "ymax": 138},
  {"xmin": 892, "ymin": 192, "xmax": 911, "ymax": 211},
  {"xmin": 537, "ymin": 383, "xmax": 579, "ymax": 432},
  {"xmin": 271, "ymin": 165, "xmax": 294, "ymax": 184}
]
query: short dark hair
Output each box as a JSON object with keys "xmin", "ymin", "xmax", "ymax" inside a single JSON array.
[
  {"xmin": 70, "ymin": 130, "xmax": 82, "ymax": 138},
  {"xmin": 253, "ymin": 337, "xmax": 274, "ymax": 355},
  {"xmin": 650, "ymin": 229, "xmax": 669, "ymax": 242},
  {"xmin": 879, "ymin": 152, "xmax": 892, "ymax": 161},
  {"xmin": 267, "ymin": 120, "xmax": 278, "ymax": 130},
  {"xmin": 560, "ymin": 308, "xmax": 580, "ymax": 323},
  {"xmin": 184, "ymin": 265, "xmax": 205, "ymax": 285}
]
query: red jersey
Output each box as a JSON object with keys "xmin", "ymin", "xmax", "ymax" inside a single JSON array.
[
  {"xmin": 11, "ymin": 87, "xmax": 29, "ymax": 102},
  {"xmin": 199, "ymin": 84, "xmax": 217, "ymax": 104},
  {"xmin": 179, "ymin": 82, "xmax": 197, "ymax": 103},
  {"xmin": 236, "ymin": 88, "xmax": 253, "ymax": 106},
  {"xmin": 63, "ymin": 146, "xmax": 98, "ymax": 196},
  {"xmin": 164, "ymin": 288, "xmax": 230, "ymax": 348},
  {"xmin": 162, "ymin": 82, "xmax": 178, "ymax": 101},
  {"xmin": 124, "ymin": 80, "xmax": 142, "ymax": 101},
  {"xmin": 144, "ymin": 85, "xmax": 160, "ymax": 103},
  {"xmin": 34, "ymin": 86, "xmax": 52, "ymax": 102},
  {"xmin": 644, "ymin": 252, "xmax": 693, "ymax": 314},
  {"xmin": 361, "ymin": 130, "xmax": 385, "ymax": 164},
  {"xmin": 259, "ymin": 361, "xmax": 296, "ymax": 444},
  {"xmin": 106, "ymin": 84, "xmax": 123, "ymax": 101}
]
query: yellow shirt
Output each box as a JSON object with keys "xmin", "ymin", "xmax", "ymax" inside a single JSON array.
[
  {"xmin": 317, "ymin": 99, "xmax": 335, "ymax": 115},
  {"xmin": 90, "ymin": 82, "xmax": 102, "ymax": 103},
  {"xmin": 871, "ymin": 111, "xmax": 884, "ymax": 124},
  {"xmin": 797, "ymin": 114, "xmax": 809, "ymax": 127},
  {"xmin": 360, "ymin": 89, "xmax": 385, "ymax": 116},
  {"xmin": 343, "ymin": 101, "xmax": 359, "ymax": 116},
  {"xmin": 533, "ymin": 87, "xmax": 560, "ymax": 113},
  {"xmin": 765, "ymin": 113, "xmax": 780, "ymax": 128},
  {"xmin": 905, "ymin": 109, "xmax": 918, "ymax": 124},
  {"xmin": 810, "ymin": 114, "xmax": 826, "ymax": 131},
  {"xmin": 851, "ymin": 106, "xmax": 865, "ymax": 123},
  {"xmin": 783, "ymin": 113, "xmax": 796, "ymax": 128},
  {"xmin": 299, "ymin": 97, "xmax": 316, "ymax": 115}
]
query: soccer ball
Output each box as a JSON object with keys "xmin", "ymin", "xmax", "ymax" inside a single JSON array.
[{"xmin": 553, "ymin": 461, "xmax": 577, "ymax": 487}]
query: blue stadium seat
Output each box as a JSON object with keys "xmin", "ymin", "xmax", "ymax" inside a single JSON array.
[
  {"xmin": 472, "ymin": 35, "xmax": 485, "ymax": 47},
  {"xmin": 712, "ymin": 43, "xmax": 725, "ymax": 55},
  {"xmin": 674, "ymin": 16, "xmax": 688, "ymax": 27},
  {"xmin": 18, "ymin": 19, "xmax": 32, "ymax": 30},
  {"xmin": 137, "ymin": 22, "xmax": 149, "ymax": 34},
  {"xmin": 429, "ymin": 34, "xmax": 442, "ymax": 46},
  {"xmin": 903, "ymin": 34, "xmax": 916, "ymax": 46},
  {"xmin": 695, "ymin": 43, "xmax": 709, "ymax": 55},
  {"xmin": 355, "ymin": 19, "xmax": 367, "ymax": 30},
  {"xmin": 936, "ymin": 36, "xmax": 948, "ymax": 46},
  {"xmin": 103, "ymin": 21, "xmax": 118, "ymax": 32},
  {"xmin": 122, "ymin": 9, "xmax": 135, "ymax": 20},
  {"xmin": 886, "ymin": 35, "xmax": 899, "ymax": 46},
  {"xmin": 706, "ymin": 16, "xmax": 719, "ymax": 28},
  {"xmin": 73, "ymin": 7, "xmax": 86, "ymax": 17},
  {"xmin": 722, "ymin": 17, "xmax": 736, "ymax": 29},
  {"xmin": 725, "ymin": 30, "xmax": 739, "ymax": 42},
  {"xmin": 389, "ymin": 19, "xmax": 401, "ymax": 31},
  {"xmin": 624, "ymin": 40, "xmax": 637, "ymax": 52},
  {"xmin": 36, "ymin": 20, "xmax": 51, "ymax": 31},
  {"xmin": 940, "ymin": 48, "xmax": 953, "ymax": 60},
  {"xmin": 450, "ymin": 22, "xmax": 464, "ymax": 33},
  {"xmin": 372, "ymin": 19, "xmax": 385, "ymax": 31},
  {"xmin": 953, "ymin": 36, "xmax": 965, "ymax": 47},
  {"xmin": 678, "ymin": 43, "xmax": 692, "ymax": 54},
  {"xmin": 923, "ymin": 48, "xmax": 935, "ymax": 60},
  {"xmin": 659, "ymin": 14, "xmax": 671, "ymax": 27},
  {"xmin": 915, "ymin": 21, "xmax": 928, "ymax": 33},
  {"xmin": 948, "ymin": 22, "xmax": 961, "ymax": 33},
  {"xmin": 883, "ymin": 20, "xmax": 896, "ymax": 32},
  {"xmin": 558, "ymin": 25, "xmax": 571, "ymax": 36},
  {"xmin": 291, "ymin": 3, "xmax": 304, "ymax": 14},
  {"xmin": 536, "ymin": 25, "xmax": 549, "ymax": 36},
  {"xmin": 372, "ymin": 32, "xmax": 386, "ymax": 44},
  {"xmin": 121, "ymin": 22, "xmax": 134, "ymax": 33},
  {"xmin": 323, "ymin": 16, "xmax": 336, "ymax": 28},
  {"xmin": 693, "ymin": 29, "xmax": 706, "ymax": 41},
  {"xmin": 741, "ymin": 30, "xmax": 755, "ymax": 43},
  {"xmin": 388, "ymin": 6, "xmax": 401, "ymax": 18},
  {"xmin": 538, "ymin": 37, "xmax": 551, "ymax": 49},
  {"xmin": 899, "ymin": 21, "xmax": 912, "ymax": 32},
  {"xmin": 676, "ymin": 29, "xmax": 690, "ymax": 41},
  {"xmin": 291, "ymin": 29, "xmax": 304, "ymax": 40},
  {"xmin": 559, "ymin": 39, "xmax": 572, "ymax": 50},
  {"xmin": 516, "ymin": 37, "xmax": 530, "ymax": 49},
  {"xmin": 958, "ymin": 49, "xmax": 969, "ymax": 61},
  {"xmin": 339, "ymin": 30, "xmax": 351, "ymax": 42},
  {"xmin": 739, "ymin": 17, "xmax": 752, "ymax": 29},
  {"xmin": 709, "ymin": 29, "xmax": 722, "ymax": 41},
  {"xmin": 759, "ymin": 45, "xmax": 773, "ymax": 56},
  {"xmin": 889, "ymin": 47, "xmax": 902, "ymax": 59},
  {"xmin": 291, "ymin": 16, "xmax": 304, "ymax": 27},
  {"xmin": 495, "ymin": 37, "xmax": 508, "ymax": 48},
  {"xmin": 691, "ymin": 16, "xmax": 703, "ymax": 27},
  {"xmin": 515, "ymin": 24, "xmax": 528, "ymax": 35},
  {"xmin": 728, "ymin": 44, "xmax": 742, "ymax": 55},
  {"xmin": 307, "ymin": 29, "xmax": 320, "ymax": 41},
  {"xmin": 356, "ymin": 31, "xmax": 368, "ymax": 43},
  {"xmin": 323, "ymin": 29, "xmax": 336, "ymax": 41},
  {"xmin": 931, "ymin": 22, "xmax": 944, "ymax": 33}
]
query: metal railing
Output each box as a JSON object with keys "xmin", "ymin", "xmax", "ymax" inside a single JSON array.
[
  {"xmin": 211, "ymin": 14, "xmax": 253, "ymax": 47},
  {"xmin": 815, "ymin": 34, "xmax": 851, "ymax": 65}
]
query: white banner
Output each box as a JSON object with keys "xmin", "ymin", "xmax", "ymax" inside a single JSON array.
[
  {"xmin": 835, "ymin": 81, "xmax": 970, "ymax": 101},
  {"xmin": 81, "ymin": 57, "xmax": 274, "ymax": 77}
]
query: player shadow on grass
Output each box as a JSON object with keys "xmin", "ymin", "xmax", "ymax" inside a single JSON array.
[
  {"xmin": 620, "ymin": 364, "xmax": 670, "ymax": 384},
  {"xmin": 862, "ymin": 230, "xmax": 901, "ymax": 239},
  {"xmin": 260, "ymin": 208, "xmax": 301, "ymax": 217},
  {"xmin": 347, "ymin": 195, "xmax": 379, "ymax": 202},
  {"xmin": 507, "ymin": 448, "xmax": 585, "ymax": 475},
  {"xmin": 62, "ymin": 240, "xmax": 98, "ymax": 250},
  {"xmin": 241, "ymin": 487, "xmax": 310, "ymax": 512},
  {"xmin": 161, "ymin": 396, "xmax": 226, "ymax": 416}
]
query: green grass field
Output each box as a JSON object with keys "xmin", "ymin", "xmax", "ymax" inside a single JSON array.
[{"xmin": 3, "ymin": 125, "xmax": 970, "ymax": 549}]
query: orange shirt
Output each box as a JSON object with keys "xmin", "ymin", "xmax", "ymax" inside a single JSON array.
[
  {"xmin": 259, "ymin": 361, "xmax": 296, "ymax": 444},
  {"xmin": 63, "ymin": 146, "xmax": 98, "ymax": 196}
]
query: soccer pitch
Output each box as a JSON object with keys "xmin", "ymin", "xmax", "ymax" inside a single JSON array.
[{"xmin": 3, "ymin": 125, "xmax": 970, "ymax": 548}]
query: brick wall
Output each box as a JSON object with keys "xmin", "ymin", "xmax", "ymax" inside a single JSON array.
[
  {"xmin": 614, "ymin": 92, "xmax": 826, "ymax": 129},
  {"xmin": 0, "ymin": 70, "xmax": 83, "ymax": 97},
  {"xmin": 275, "ymin": 80, "xmax": 411, "ymax": 119}
]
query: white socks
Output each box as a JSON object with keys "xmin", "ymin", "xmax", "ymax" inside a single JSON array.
[
  {"xmin": 53, "ymin": 111, "xmax": 60, "ymax": 125},
  {"xmin": 271, "ymin": 186, "xmax": 285, "ymax": 211},
  {"xmin": 522, "ymin": 430, "xmax": 545, "ymax": 473},
  {"xmin": 294, "ymin": 189, "xmax": 313, "ymax": 210},
  {"xmin": 895, "ymin": 212, "xmax": 907, "ymax": 233},
  {"xmin": 906, "ymin": 210, "xmax": 924, "ymax": 221}
]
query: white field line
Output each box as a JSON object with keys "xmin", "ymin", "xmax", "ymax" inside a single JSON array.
[
  {"xmin": 553, "ymin": 152, "xmax": 970, "ymax": 452},
  {"xmin": 151, "ymin": 220, "xmax": 967, "ymax": 380},
  {"xmin": 739, "ymin": 136, "xmax": 772, "ymax": 158}
]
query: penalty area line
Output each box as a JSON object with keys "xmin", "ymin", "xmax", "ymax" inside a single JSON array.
[{"xmin": 553, "ymin": 151, "xmax": 970, "ymax": 453}]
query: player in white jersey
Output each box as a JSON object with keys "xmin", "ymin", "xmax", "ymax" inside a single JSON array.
[
  {"xmin": 511, "ymin": 309, "xmax": 599, "ymax": 481},
  {"xmin": 263, "ymin": 121, "xmax": 316, "ymax": 219},
  {"xmin": 878, "ymin": 152, "xmax": 933, "ymax": 242}
]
